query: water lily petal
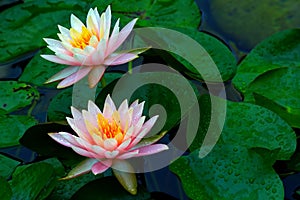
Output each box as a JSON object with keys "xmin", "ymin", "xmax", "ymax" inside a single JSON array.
[
  {"xmin": 103, "ymin": 95, "xmax": 116, "ymax": 118},
  {"xmin": 131, "ymin": 101, "xmax": 145, "ymax": 125},
  {"xmin": 71, "ymin": 145, "xmax": 98, "ymax": 158},
  {"xmin": 95, "ymin": 38, "xmax": 107, "ymax": 63},
  {"xmin": 91, "ymin": 160, "xmax": 112, "ymax": 175},
  {"xmin": 131, "ymin": 131, "xmax": 168, "ymax": 150},
  {"xmin": 112, "ymin": 160, "xmax": 137, "ymax": 195},
  {"xmin": 104, "ymin": 53, "xmax": 138, "ymax": 66},
  {"xmin": 56, "ymin": 52, "xmax": 81, "ymax": 64},
  {"xmin": 69, "ymin": 107, "xmax": 94, "ymax": 142},
  {"xmin": 130, "ymin": 144, "xmax": 168, "ymax": 157},
  {"xmin": 106, "ymin": 19, "xmax": 120, "ymax": 56},
  {"xmin": 108, "ymin": 18, "xmax": 137, "ymax": 54},
  {"xmin": 43, "ymin": 38, "xmax": 71, "ymax": 55},
  {"xmin": 141, "ymin": 115, "xmax": 159, "ymax": 134},
  {"xmin": 117, "ymin": 150, "xmax": 139, "ymax": 160},
  {"xmin": 104, "ymin": 150, "xmax": 119, "ymax": 159},
  {"xmin": 90, "ymin": 145, "xmax": 106, "ymax": 157},
  {"xmin": 104, "ymin": 138, "xmax": 118, "ymax": 151},
  {"xmin": 123, "ymin": 126, "xmax": 135, "ymax": 142},
  {"xmin": 86, "ymin": 8, "xmax": 98, "ymax": 35},
  {"xmin": 71, "ymin": 14, "xmax": 85, "ymax": 32},
  {"xmin": 48, "ymin": 132, "xmax": 80, "ymax": 148},
  {"xmin": 88, "ymin": 100, "xmax": 101, "ymax": 115},
  {"xmin": 88, "ymin": 66, "xmax": 106, "ymax": 88},
  {"xmin": 130, "ymin": 100, "xmax": 139, "ymax": 108},
  {"xmin": 116, "ymin": 138, "xmax": 132, "ymax": 151},
  {"xmin": 61, "ymin": 158, "xmax": 98, "ymax": 180},
  {"xmin": 82, "ymin": 109, "xmax": 98, "ymax": 128},
  {"xmin": 58, "ymin": 25, "xmax": 71, "ymax": 39},
  {"xmin": 117, "ymin": 99, "xmax": 130, "ymax": 130},
  {"xmin": 57, "ymin": 66, "xmax": 92, "ymax": 88},
  {"xmin": 45, "ymin": 66, "xmax": 80, "ymax": 84},
  {"xmin": 41, "ymin": 55, "xmax": 79, "ymax": 65},
  {"xmin": 103, "ymin": 5, "xmax": 111, "ymax": 40},
  {"xmin": 129, "ymin": 127, "xmax": 149, "ymax": 147},
  {"xmin": 131, "ymin": 116, "xmax": 146, "ymax": 138}
]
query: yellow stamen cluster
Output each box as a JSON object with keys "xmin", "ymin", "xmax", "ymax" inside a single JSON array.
[
  {"xmin": 97, "ymin": 113, "xmax": 124, "ymax": 144},
  {"xmin": 70, "ymin": 26, "xmax": 93, "ymax": 49}
]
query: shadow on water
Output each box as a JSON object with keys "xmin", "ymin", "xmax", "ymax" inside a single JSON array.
[{"xmin": 195, "ymin": 0, "xmax": 300, "ymax": 60}]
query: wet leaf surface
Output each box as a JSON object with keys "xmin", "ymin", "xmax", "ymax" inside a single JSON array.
[
  {"xmin": 0, "ymin": 176, "xmax": 12, "ymax": 200},
  {"xmin": 0, "ymin": 81, "xmax": 39, "ymax": 113},
  {"xmin": 9, "ymin": 162, "xmax": 57, "ymax": 200},
  {"xmin": 0, "ymin": 115, "xmax": 37, "ymax": 148},
  {"xmin": 0, "ymin": 154, "xmax": 20, "ymax": 178},
  {"xmin": 170, "ymin": 95, "xmax": 296, "ymax": 200}
]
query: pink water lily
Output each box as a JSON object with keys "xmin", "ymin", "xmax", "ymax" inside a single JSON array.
[
  {"xmin": 41, "ymin": 6, "xmax": 146, "ymax": 88},
  {"xmin": 48, "ymin": 95, "xmax": 168, "ymax": 193}
]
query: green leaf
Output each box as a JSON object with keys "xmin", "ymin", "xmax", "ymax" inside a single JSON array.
[
  {"xmin": 71, "ymin": 176, "xmax": 150, "ymax": 200},
  {"xmin": 105, "ymin": 0, "xmax": 200, "ymax": 29},
  {"xmin": 19, "ymin": 123, "xmax": 82, "ymax": 162},
  {"xmin": 0, "ymin": 176, "xmax": 12, "ymax": 200},
  {"xmin": 48, "ymin": 173, "xmax": 101, "ymax": 200},
  {"xmin": 0, "ymin": 0, "xmax": 94, "ymax": 63},
  {"xmin": 10, "ymin": 158, "xmax": 64, "ymax": 199},
  {"xmin": 0, "ymin": 154, "xmax": 20, "ymax": 178},
  {"xmin": 248, "ymin": 67, "xmax": 300, "ymax": 128},
  {"xmin": 0, "ymin": 81, "xmax": 39, "ymax": 113},
  {"xmin": 170, "ymin": 28, "xmax": 237, "ymax": 82},
  {"xmin": 9, "ymin": 162, "xmax": 57, "ymax": 200},
  {"xmin": 19, "ymin": 48, "xmax": 66, "ymax": 87},
  {"xmin": 232, "ymin": 28, "xmax": 300, "ymax": 94},
  {"xmin": 0, "ymin": 115, "xmax": 37, "ymax": 148},
  {"xmin": 42, "ymin": 157, "xmax": 65, "ymax": 177},
  {"xmin": 170, "ymin": 96, "xmax": 296, "ymax": 199},
  {"xmin": 47, "ymin": 72, "xmax": 122, "ymax": 122}
]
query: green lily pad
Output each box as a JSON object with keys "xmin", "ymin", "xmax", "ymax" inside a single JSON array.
[
  {"xmin": 99, "ymin": 0, "xmax": 200, "ymax": 28},
  {"xmin": 232, "ymin": 28, "xmax": 300, "ymax": 94},
  {"xmin": 248, "ymin": 67, "xmax": 300, "ymax": 128},
  {"xmin": 0, "ymin": 154, "xmax": 20, "ymax": 178},
  {"xmin": 170, "ymin": 96, "xmax": 296, "ymax": 199},
  {"xmin": 0, "ymin": 81, "xmax": 39, "ymax": 113},
  {"xmin": 10, "ymin": 158, "xmax": 66, "ymax": 199},
  {"xmin": 71, "ymin": 176, "xmax": 150, "ymax": 200},
  {"xmin": 0, "ymin": 115, "xmax": 37, "ymax": 148},
  {"xmin": 0, "ymin": 0, "xmax": 199, "ymax": 63},
  {"xmin": 47, "ymin": 72, "xmax": 122, "ymax": 122},
  {"xmin": 48, "ymin": 173, "xmax": 102, "ymax": 200},
  {"xmin": 170, "ymin": 28, "xmax": 237, "ymax": 82},
  {"xmin": 9, "ymin": 162, "xmax": 57, "ymax": 200},
  {"xmin": 19, "ymin": 123, "xmax": 82, "ymax": 161},
  {"xmin": 18, "ymin": 48, "xmax": 66, "ymax": 87},
  {"xmin": 0, "ymin": 0, "xmax": 96, "ymax": 63},
  {"xmin": 0, "ymin": 176, "xmax": 12, "ymax": 200}
]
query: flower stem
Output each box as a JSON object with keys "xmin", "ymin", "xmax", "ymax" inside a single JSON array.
[
  {"xmin": 128, "ymin": 61, "xmax": 133, "ymax": 74},
  {"xmin": 27, "ymin": 99, "xmax": 37, "ymax": 116}
]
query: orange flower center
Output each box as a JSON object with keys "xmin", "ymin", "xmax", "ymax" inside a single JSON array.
[
  {"xmin": 97, "ymin": 113, "xmax": 124, "ymax": 144},
  {"xmin": 70, "ymin": 26, "xmax": 92, "ymax": 49}
]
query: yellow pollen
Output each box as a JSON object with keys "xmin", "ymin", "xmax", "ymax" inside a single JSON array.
[
  {"xmin": 97, "ymin": 113, "xmax": 124, "ymax": 144},
  {"xmin": 69, "ymin": 26, "xmax": 93, "ymax": 49}
]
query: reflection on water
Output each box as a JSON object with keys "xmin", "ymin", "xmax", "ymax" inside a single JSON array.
[{"xmin": 197, "ymin": 0, "xmax": 300, "ymax": 56}]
